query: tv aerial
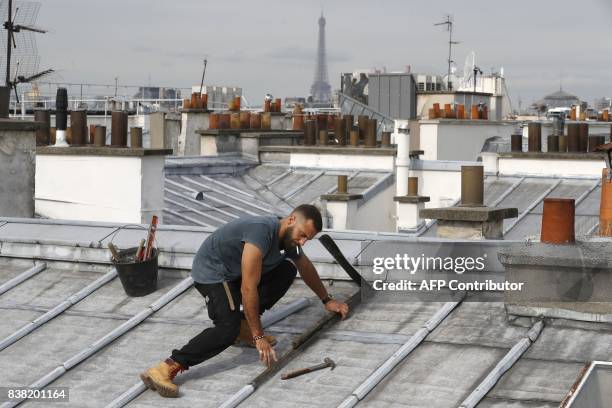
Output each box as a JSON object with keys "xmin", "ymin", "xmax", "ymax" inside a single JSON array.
[
  {"xmin": 434, "ymin": 14, "xmax": 460, "ymax": 91},
  {"xmin": 0, "ymin": 0, "xmax": 53, "ymax": 103}
]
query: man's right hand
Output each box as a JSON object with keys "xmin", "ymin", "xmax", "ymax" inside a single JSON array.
[{"xmin": 255, "ymin": 337, "xmax": 278, "ymax": 368}]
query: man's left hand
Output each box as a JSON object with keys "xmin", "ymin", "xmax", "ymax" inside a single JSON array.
[{"xmin": 325, "ymin": 299, "xmax": 349, "ymax": 319}]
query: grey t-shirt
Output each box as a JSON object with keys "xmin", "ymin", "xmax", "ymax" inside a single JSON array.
[{"xmin": 191, "ymin": 216, "xmax": 300, "ymax": 284}]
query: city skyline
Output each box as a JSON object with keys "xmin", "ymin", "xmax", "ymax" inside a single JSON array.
[{"xmin": 31, "ymin": 0, "xmax": 612, "ymax": 107}]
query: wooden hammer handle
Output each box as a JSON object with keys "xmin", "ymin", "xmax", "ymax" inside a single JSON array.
[{"xmin": 281, "ymin": 367, "xmax": 314, "ymax": 380}]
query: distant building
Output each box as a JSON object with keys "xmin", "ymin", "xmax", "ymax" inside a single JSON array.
[
  {"xmin": 540, "ymin": 89, "xmax": 580, "ymax": 109},
  {"xmin": 191, "ymin": 85, "xmax": 242, "ymax": 110},
  {"xmin": 594, "ymin": 97, "xmax": 612, "ymax": 111},
  {"xmin": 134, "ymin": 87, "xmax": 181, "ymax": 100}
]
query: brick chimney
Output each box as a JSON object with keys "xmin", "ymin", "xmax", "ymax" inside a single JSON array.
[
  {"xmin": 419, "ymin": 165, "xmax": 517, "ymax": 239},
  {"xmin": 500, "ymin": 197, "xmax": 612, "ymax": 321}
]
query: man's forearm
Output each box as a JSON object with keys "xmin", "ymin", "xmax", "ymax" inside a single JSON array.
[
  {"xmin": 298, "ymin": 258, "xmax": 328, "ymax": 300},
  {"xmin": 242, "ymin": 286, "xmax": 263, "ymax": 336}
]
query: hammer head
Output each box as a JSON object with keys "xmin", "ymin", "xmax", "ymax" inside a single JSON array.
[{"xmin": 324, "ymin": 357, "xmax": 336, "ymax": 370}]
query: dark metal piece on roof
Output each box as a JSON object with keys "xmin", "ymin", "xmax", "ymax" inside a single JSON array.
[{"xmin": 318, "ymin": 234, "xmax": 371, "ymax": 289}]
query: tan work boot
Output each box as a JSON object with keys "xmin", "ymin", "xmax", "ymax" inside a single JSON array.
[
  {"xmin": 140, "ymin": 358, "xmax": 185, "ymax": 398},
  {"xmin": 235, "ymin": 319, "xmax": 277, "ymax": 347}
]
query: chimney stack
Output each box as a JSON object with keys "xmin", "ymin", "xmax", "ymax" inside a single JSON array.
[
  {"xmin": 511, "ymin": 134, "xmax": 522, "ymax": 152},
  {"xmin": 320, "ymin": 175, "xmax": 363, "ymax": 230},
  {"xmin": 394, "ymin": 176, "xmax": 430, "ymax": 232},
  {"xmin": 111, "ymin": 111, "xmax": 128, "ymax": 147},
  {"xmin": 527, "ymin": 123, "xmax": 541, "ymax": 152},
  {"xmin": 54, "ymin": 88, "xmax": 69, "ymax": 147},
  {"xmin": 599, "ymin": 167, "xmax": 612, "ymax": 237},
  {"xmin": 34, "ymin": 109, "xmax": 50, "ymax": 146},
  {"xmin": 420, "ymin": 165, "xmax": 518, "ymax": 239},
  {"xmin": 337, "ymin": 175, "xmax": 347, "ymax": 194},
  {"xmin": 540, "ymin": 198, "xmax": 575, "ymax": 244},
  {"xmin": 460, "ymin": 165, "xmax": 484, "ymax": 207}
]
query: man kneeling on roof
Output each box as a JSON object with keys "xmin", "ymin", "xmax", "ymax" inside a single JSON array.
[{"xmin": 140, "ymin": 204, "xmax": 350, "ymax": 398}]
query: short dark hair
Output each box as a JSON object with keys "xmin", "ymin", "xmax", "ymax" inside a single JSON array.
[{"xmin": 293, "ymin": 204, "xmax": 323, "ymax": 232}]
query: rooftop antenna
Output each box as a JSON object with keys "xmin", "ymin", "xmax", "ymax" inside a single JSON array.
[
  {"xmin": 434, "ymin": 14, "xmax": 459, "ymax": 91},
  {"xmin": 199, "ymin": 56, "xmax": 208, "ymax": 96},
  {"xmin": 2, "ymin": 0, "xmax": 52, "ymax": 103}
]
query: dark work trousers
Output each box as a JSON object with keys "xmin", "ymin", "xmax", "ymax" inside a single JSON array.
[{"xmin": 170, "ymin": 259, "xmax": 297, "ymax": 369}]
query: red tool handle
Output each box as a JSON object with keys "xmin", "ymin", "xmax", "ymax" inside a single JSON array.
[
  {"xmin": 281, "ymin": 367, "xmax": 314, "ymax": 380},
  {"xmin": 143, "ymin": 215, "xmax": 158, "ymax": 260}
]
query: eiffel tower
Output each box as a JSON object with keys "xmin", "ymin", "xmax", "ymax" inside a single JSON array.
[{"xmin": 309, "ymin": 12, "xmax": 331, "ymax": 104}]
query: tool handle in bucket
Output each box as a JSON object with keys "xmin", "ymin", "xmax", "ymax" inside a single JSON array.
[
  {"xmin": 106, "ymin": 222, "xmax": 161, "ymax": 262},
  {"xmin": 143, "ymin": 215, "xmax": 159, "ymax": 261}
]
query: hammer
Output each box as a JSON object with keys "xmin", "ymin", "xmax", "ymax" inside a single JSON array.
[{"xmin": 281, "ymin": 357, "xmax": 336, "ymax": 380}]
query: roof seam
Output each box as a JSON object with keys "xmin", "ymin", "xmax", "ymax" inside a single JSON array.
[{"xmin": 504, "ymin": 180, "xmax": 562, "ymax": 234}]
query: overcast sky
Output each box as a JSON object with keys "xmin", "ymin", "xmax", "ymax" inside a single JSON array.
[{"xmin": 35, "ymin": 0, "xmax": 612, "ymax": 108}]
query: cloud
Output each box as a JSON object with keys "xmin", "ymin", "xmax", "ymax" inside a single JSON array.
[
  {"xmin": 164, "ymin": 50, "xmax": 203, "ymax": 60},
  {"xmin": 131, "ymin": 45, "xmax": 155, "ymax": 53}
]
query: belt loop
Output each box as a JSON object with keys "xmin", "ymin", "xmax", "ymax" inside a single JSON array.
[{"xmin": 222, "ymin": 281, "xmax": 236, "ymax": 311}]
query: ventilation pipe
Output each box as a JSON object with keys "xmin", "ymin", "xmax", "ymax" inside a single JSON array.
[
  {"xmin": 54, "ymin": 88, "xmax": 69, "ymax": 147},
  {"xmin": 540, "ymin": 198, "xmax": 575, "ymax": 244}
]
